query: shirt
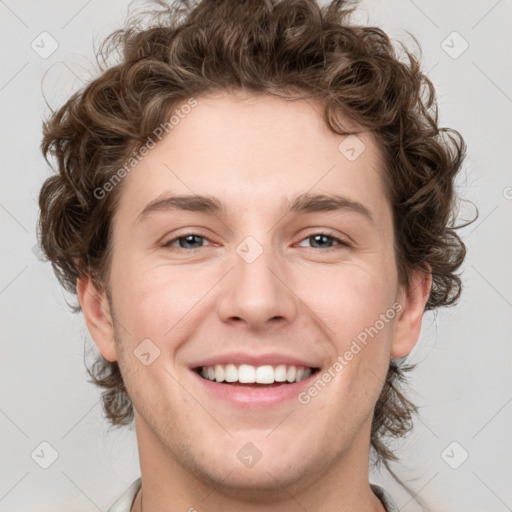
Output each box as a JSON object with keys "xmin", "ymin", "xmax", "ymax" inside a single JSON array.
[{"xmin": 106, "ymin": 477, "xmax": 399, "ymax": 512}]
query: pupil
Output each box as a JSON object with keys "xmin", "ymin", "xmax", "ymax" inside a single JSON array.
[
  {"xmin": 313, "ymin": 235, "xmax": 329, "ymax": 247},
  {"xmin": 181, "ymin": 235, "xmax": 202, "ymax": 248}
]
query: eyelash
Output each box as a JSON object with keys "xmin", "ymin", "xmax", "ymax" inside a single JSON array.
[{"xmin": 161, "ymin": 231, "xmax": 351, "ymax": 252}]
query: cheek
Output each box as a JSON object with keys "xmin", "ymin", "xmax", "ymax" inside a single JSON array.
[
  {"xmin": 300, "ymin": 260, "xmax": 398, "ymax": 403},
  {"xmin": 110, "ymin": 261, "xmax": 214, "ymax": 345},
  {"xmin": 322, "ymin": 264, "xmax": 398, "ymax": 387},
  {"xmin": 299, "ymin": 260, "xmax": 398, "ymax": 340}
]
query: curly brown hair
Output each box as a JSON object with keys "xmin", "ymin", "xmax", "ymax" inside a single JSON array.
[{"xmin": 37, "ymin": 0, "xmax": 472, "ymax": 472}]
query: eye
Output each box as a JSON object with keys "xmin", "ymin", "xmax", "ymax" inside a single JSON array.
[
  {"xmin": 162, "ymin": 233, "xmax": 213, "ymax": 250},
  {"xmin": 297, "ymin": 232, "xmax": 350, "ymax": 251},
  {"xmin": 161, "ymin": 231, "xmax": 351, "ymax": 252}
]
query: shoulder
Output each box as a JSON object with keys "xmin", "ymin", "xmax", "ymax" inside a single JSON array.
[
  {"xmin": 370, "ymin": 483, "xmax": 400, "ymax": 512},
  {"xmin": 106, "ymin": 478, "xmax": 142, "ymax": 512}
]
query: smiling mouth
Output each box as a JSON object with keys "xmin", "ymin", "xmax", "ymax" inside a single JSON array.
[{"xmin": 195, "ymin": 363, "xmax": 320, "ymax": 387}]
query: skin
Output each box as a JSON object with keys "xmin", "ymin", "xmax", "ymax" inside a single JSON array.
[{"xmin": 78, "ymin": 91, "xmax": 431, "ymax": 512}]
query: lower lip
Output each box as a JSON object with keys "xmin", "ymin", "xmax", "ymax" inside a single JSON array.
[{"xmin": 191, "ymin": 370, "xmax": 318, "ymax": 408}]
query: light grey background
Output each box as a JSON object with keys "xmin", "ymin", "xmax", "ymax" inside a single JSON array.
[{"xmin": 1, "ymin": 1, "xmax": 511, "ymax": 511}]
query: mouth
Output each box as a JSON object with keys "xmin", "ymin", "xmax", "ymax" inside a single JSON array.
[
  {"xmin": 194, "ymin": 363, "xmax": 320, "ymax": 388},
  {"xmin": 189, "ymin": 353, "xmax": 322, "ymax": 407}
]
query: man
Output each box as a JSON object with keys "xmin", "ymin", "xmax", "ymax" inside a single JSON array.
[{"xmin": 38, "ymin": 0, "xmax": 468, "ymax": 510}]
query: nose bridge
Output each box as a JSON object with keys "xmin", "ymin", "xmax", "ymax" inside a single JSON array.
[{"xmin": 217, "ymin": 232, "xmax": 297, "ymax": 328}]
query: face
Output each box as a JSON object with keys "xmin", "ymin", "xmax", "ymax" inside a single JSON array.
[{"xmin": 80, "ymin": 91, "xmax": 430, "ymax": 498}]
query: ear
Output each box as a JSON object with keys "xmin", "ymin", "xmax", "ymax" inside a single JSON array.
[
  {"xmin": 77, "ymin": 275, "xmax": 117, "ymax": 362},
  {"xmin": 391, "ymin": 264, "xmax": 432, "ymax": 358}
]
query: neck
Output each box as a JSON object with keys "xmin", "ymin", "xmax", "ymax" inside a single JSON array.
[{"xmin": 131, "ymin": 413, "xmax": 385, "ymax": 512}]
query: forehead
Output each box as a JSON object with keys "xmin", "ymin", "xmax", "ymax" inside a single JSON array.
[{"xmin": 114, "ymin": 92, "xmax": 390, "ymax": 225}]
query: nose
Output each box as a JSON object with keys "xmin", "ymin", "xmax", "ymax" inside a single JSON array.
[{"xmin": 216, "ymin": 239, "xmax": 298, "ymax": 331}]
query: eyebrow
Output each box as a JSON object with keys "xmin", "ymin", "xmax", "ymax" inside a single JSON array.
[{"xmin": 136, "ymin": 192, "xmax": 374, "ymax": 224}]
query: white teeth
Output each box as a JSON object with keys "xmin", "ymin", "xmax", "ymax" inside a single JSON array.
[
  {"xmin": 255, "ymin": 365, "xmax": 275, "ymax": 384},
  {"xmin": 198, "ymin": 363, "xmax": 314, "ymax": 384},
  {"xmin": 214, "ymin": 364, "xmax": 225, "ymax": 383},
  {"xmin": 225, "ymin": 363, "xmax": 238, "ymax": 382},
  {"xmin": 238, "ymin": 364, "xmax": 255, "ymax": 383},
  {"xmin": 274, "ymin": 364, "xmax": 287, "ymax": 382}
]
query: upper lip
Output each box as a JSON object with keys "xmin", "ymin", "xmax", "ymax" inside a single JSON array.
[{"xmin": 190, "ymin": 352, "xmax": 321, "ymax": 370}]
